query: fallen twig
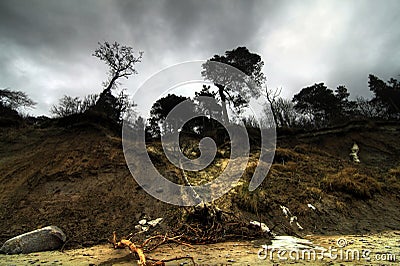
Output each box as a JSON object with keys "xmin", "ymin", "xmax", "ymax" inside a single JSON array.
[
  {"xmin": 112, "ymin": 232, "xmax": 195, "ymax": 266},
  {"xmin": 147, "ymin": 256, "xmax": 196, "ymax": 265},
  {"xmin": 143, "ymin": 234, "xmax": 193, "ymax": 252}
]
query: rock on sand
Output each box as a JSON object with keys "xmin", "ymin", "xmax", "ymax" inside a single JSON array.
[{"xmin": 0, "ymin": 226, "xmax": 66, "ymax": 254}]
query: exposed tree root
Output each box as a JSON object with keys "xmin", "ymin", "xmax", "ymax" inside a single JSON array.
[{"xmin": 176, "ymin": 203, "xmax": 274, "ymax": 243}]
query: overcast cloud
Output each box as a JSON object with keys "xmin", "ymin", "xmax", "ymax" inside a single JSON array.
[{"xmin": 0, "ymin": 0, "xmax": 399, "ymax": 116}]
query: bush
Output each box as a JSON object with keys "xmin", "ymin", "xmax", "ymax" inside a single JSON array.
[
  {"xmin": 0, "ymin": 104, "xmax": 23, "ymax": 127},
  {"xmin": 50, "ymin": 94, "xmax": 99, "ymax": 118}
]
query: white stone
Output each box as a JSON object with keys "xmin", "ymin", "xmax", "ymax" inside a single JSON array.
[
  {"xmin": 307, "ymin": 203, "xmax": 316, "ymax": 210},
  {"xmin": 250, "ymin": 220, "xmax": 270, "ymax": 233},
  {"xmin": 147, "ymin": 218, "xmax": 163, "ymax": 227}
]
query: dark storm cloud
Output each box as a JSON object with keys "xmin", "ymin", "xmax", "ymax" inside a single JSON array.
[
  {"xmin": 0, "ymin": 0, "xmax": 115, "ymax": 114},
  {"xmin": 0, "ymin": 0, "xmax": 399, "ymax": 116},
  {"xmin": 112, "ymin": 0, "xmax": 283, "ymax": 62},
  {"xmin": 0, "ymin": 0, "xmax": 109, "ymax": 57},
  {"xmin": 325, "ymin": 0, "xmax": 400, "ymax": 97}
]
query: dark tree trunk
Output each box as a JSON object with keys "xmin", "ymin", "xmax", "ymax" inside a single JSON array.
[{"xmin": 217, "ymin": 85, "xmax": 229, "ymax": 124}]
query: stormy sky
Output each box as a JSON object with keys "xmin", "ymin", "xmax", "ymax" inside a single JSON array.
[{"xmin": 1, "ymin": 0, "xmax": 399, "ymax": 117}]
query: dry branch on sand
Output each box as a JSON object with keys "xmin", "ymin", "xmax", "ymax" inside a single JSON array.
[{"xmin": 111, "ymin": 232, "xmax": 195, "ymax": 266}]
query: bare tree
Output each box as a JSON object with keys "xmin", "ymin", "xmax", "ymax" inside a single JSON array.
[
  {"xmin": 93, "ymin": 41, "xmax": 143, "ymax": 93},
  {"xmin": 355, "ymin": 96, "xmax": 388, "ymax": 119},
  {"xmin": 92, "ymin": 42, "xmax": 142, "ymax": 123},
  {"xmin": 264, "ymin": 87, "xmax": 281, "ymax": 125},
  {"xmin": 263, "ymin": 95, "xmax": 299, "ymax": 128},
  {"xmin": 273, "ymin": 97, "xmax": 298, "ymax": 128},
  {"xmin": 0, "ymin": 88, "xmax": 36, "ymax": 110}
]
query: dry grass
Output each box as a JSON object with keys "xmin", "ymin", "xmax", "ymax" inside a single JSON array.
[
  {"xmin": 335, "ymin": 200, "xmax": 347, "ymax": 212},
  {"xmin": 235, "ymin": 181, "xmax": 268, "ymax": 214},
  {"xmin": 233, "ymin": 157, "xmax": 272, "ymax": 213},
  {"xmin": 384, "ymin": 165, "xmax": 400, "ymax": 191},
  {"xmin": 273, "ymin": 147, "xmax": 303, "ymax": 164},
  {"xmin": 322, "ymin": 167, "xmax": 381, "ymax": 198},
  {"xmin": 388, "ymin": 166, "xmax": 400, "ymax": 178}
]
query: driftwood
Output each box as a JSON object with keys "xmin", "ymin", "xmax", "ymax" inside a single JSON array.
[{"xmin": 111, "ymin": 232, "xmax": 195, "ymax": 266}]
